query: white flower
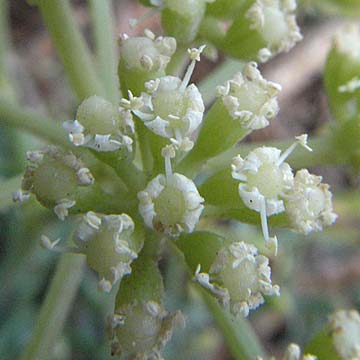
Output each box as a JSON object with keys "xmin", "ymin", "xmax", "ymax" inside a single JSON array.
[
  {"xmin": 285, "ymin": 169, "xmax": 337, "ymax": 235},
  {"xmin": 217, "ymin": 62, "xmax": 281, "ymax": 130},
  {"xmin": 330, "ymin": 310, "xmax": 360, "ymax": 360},
  {"xmin": 138, "ymin": 146, "xmax": 204, "ymax": 236},
  {"xmin": 231, "ymin": 135, "xmax": 312, "ymax": 252},
  {"xmin": 63, "ymin": 96, "xmax": 133, "ymax": 152},
  {"xmin": 20, "ymin": 146, "xmax": 94, "ymax": 220},
  {"xmin": 195, "ymin": 241, "xmax": 279, "ymax": 318},
  {"xmin": 131, "ymin": 46, "xmax": 205, "ymax": 152},
  {"xmin": 42, "ymin": 212, "xmax": 138, "ymax": 292},
  {"xmin": 246, "ymin": 0, "xmax": 303, "ymax": 62},
  {"xmin": 109, "ymin": 301, "xmax": 184, "ymax": 359}
]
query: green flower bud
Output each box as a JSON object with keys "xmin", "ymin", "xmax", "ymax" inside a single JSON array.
[
  {"xmin": 19, "ymin": 146, "xmax": 94, "ymax": 220},
  {"xmin": 195, "ymin": 241, "xmax": 279, "ymax": 317},
  {"xmin": 161, "ymin": 0, "xmax": 212, "ymax": 45},
  {"xmin": 118, "ymin": 29, "xmax": 177, "ymax": 95},
  {"xmin": 324, "ymin": 25, "xmax": 360, "ymax": 123},
  {"xmin": 221, "ymin": 0, "xmax": 302, "ymax": 62},
  {"xmin": 63, "ymin": 95, "xmax": 133, "ymax": 153},
  {"xmin": 109, "ymin": 258, "xmax": 184, "ymax": 359}
]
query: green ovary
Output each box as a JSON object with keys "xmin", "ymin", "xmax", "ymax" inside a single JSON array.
[
  {"xmin": 115, "ymin": 305, "xmax": 161, "ymax": 354},
  {"xmin": 77, "ymin": 96, "xmax": 118, "ymax": 135},
  {"xmin": 220, "ymin": 260, "xmax": 258, "ymax": 302},
  {"xmin": 86, "ymin": 230, "xmax": 126, "ymax": 278},
  {"xmin": 231, "ymin": 81, "xmax": 267, "ymax": 114},
  {"xmin": 154, "ymin": 185, "xmax": 186, "ymax": 226},
  {"xmin": 246, "ymin": 163, "xmax": 283, "ymax": 198},
  {"xmin": 152, "ymin": 90, "xmax": 186, "ymax": 124},
  {"xmin": 33, "ymin": 161, "xmax": 78, "ymax": 203}
]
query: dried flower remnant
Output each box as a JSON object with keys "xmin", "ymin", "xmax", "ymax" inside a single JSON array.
[
  {"xmin": 195, "ymin": 241, "xmax": 279, "ymax": 317},
  {"xmin": 285, "ymin": 169, "xmax": 337, "ymax": 235}
]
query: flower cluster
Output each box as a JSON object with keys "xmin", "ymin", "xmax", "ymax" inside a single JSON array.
[{"xmin": 12, "ymin": 0, "xmax": 343, "ymax": 357}]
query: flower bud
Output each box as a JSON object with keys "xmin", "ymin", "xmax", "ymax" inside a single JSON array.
[
  {"xmin": 222, "ymin": 0, "xmax": 302, "ymax": 62},
  {"xmin": 161, "ymin": 0, "xmax": 211, "ymax": 45},
  {"xmin": 73, "ymin": 211, "xmax": 139, "ymax": 292},
  {"xmin": 118, "ymin": 30, "xmax": 176, "ymax": 95},
  {"xmin": 330, "ymin": 310, "xmax": 360, "ymax": 360},
  {"xmin": 20, "ymin": 146, "xmax": 94, "ymax": 220},
  {"xmin": 63, "ymin": 95, "xmax": 133, "ymax": 153},
  {"xmin": 325, "ymin": 25, "xmax": 360, "ymax": 123},
  {"xmin": 285, "ymin": 169, "xmax": 337, "ymax": 235},
  {"xmin": 181, "ymin": 62, "xmax": 280, "ymax": 172},
  {"xmin": 195, "ymin": 241, "xmax": 280, "ymax": 317},
  {"xmin": 109, "ymin": 257, "xmax": 184, "ymax": 359}
]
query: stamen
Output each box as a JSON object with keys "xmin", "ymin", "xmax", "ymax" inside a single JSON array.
[
  {"xmin": 276, "ymin": 134, "xmax": 312, "ymax": 166},
  {"xmin": 180, "ymin": 45, "xmax": 206, "ymax": 92},
  {"xmin": 161, "ymin": 145, "xmax": 176, "ymax": 178},
  {"xmin": 40, "ymin": 235, "xmax": 82, "ymax": 254}
]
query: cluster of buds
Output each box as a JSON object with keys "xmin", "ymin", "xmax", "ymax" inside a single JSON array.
[
  {"xmin": 15, "ymin": 146, "xmax": 94, "ymax": 220},
  {"xmin": 231, "ymin": 135, "xmax": 337, "ymax": 253}
]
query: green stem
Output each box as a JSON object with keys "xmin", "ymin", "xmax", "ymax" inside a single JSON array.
[
  {"xmin": 20, "ymin": 254, "xmax": 85, "ymax": 360},
  {"xmin": 200, "ymin": 288, "xmax": 266, "ymax": 360},
  {"xmin": 0, "ymin": 98, "xmax": 69, "ymax": 147},
  {"xmin": 37, "ymin": 0, "xmax": 104, "ymax": 101},
  {"xmin": 88, "ymin": 0, "xmax": 120, "ymax": 103},
  {"xmin": 166, "ymin": 46, "xmax": 188, "ymax": 77}
]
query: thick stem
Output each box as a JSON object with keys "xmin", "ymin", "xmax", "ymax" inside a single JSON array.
[
  {"xmin": 0, "ymin": 98, "xmax": 69, "ymax": 147},
  {"xmin": 88, "ymin": 0, "xmax": 120, "ymax": 103},
  {"xmin": 37, "ymin": 0, "xmax": 104, "ymax": 101},
  {"xmin": 20, "ymin": 254, "xmax": 85, "ymax": 360}
]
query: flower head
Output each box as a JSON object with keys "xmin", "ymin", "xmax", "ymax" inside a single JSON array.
[
  {"xmin": 19, "ymin": 146, "xmax": 94, "ymax": 220},
  {"xmin": 330, "ymin": 310, "xmax": 360, "ymax": 360},
  {"xmin": 285, "ymin": 169, "xmax": 337, "ymax": 234},
  {"xmin": 217, "ymin": 62, "xmax": 281, "ymax": 130},
  {"xmin": 231, "ymin": 135, "xmax": 312, "ymax": 252},
  {"xmin": 246, "ymin": 0, "xmax": 303, "ymax": 62},
  {"xmin": 138, "ymin": 145, "xmax": 204, "ymax": 237},
  {"xmin": 195, "ymin": 241, "xmax": 279, "ymax": 317},
  {"xmin": 109, "ymin": 301, "xmax": 183, "ymax": 359},
  {"xmin": 132, "ymin": 46, "xmax": 205, "ymax": 151},
  {"xmin": 42, "ymin": 211, "xmax": 138, "ymax": 292},
  {"xmin": 63, "ymin": 95, "xmax": 133, "ymax": 152}
]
